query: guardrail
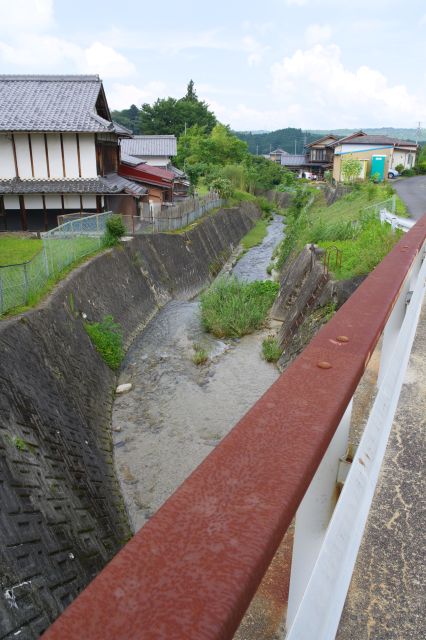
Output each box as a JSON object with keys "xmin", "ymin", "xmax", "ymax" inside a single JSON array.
[
  {"xmin": 41, "ymin": 215, "xmax": 426, "ymax": 640},
  {"xmin": 379, "ymin": 208, "xmax": 415, "ymax": 232}
]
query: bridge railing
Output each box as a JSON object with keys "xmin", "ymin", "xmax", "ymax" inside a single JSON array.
[{"xmin": 42, "ymin": 215, "xmax": 426, "ymax": 640}]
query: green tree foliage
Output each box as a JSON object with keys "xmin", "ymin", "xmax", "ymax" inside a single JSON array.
[
  {"xmin": 234, "ymin": 128, "xmax": 317, "ymax": 154},
  {"xmin": 111, "ymin": 104, "xmax": 141, "ymax": 134},
  {"xmin": 341, "ymin": 157, "xmax": 362, "ymax": 183},
  {"xmin": 139, "ymin": 81, "xmax": 217, "ymax": 136}
]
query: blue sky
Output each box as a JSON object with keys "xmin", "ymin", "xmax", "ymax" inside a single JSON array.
[{"xmin": 0, "ymin": 0, "xmax": 425, "ymax": 131}]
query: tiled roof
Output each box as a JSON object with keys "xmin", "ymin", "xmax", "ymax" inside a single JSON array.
[
  {"xmin": 120, "ymin": 153, "xmax": 145, "ymax": 167},
  {"xmin": 332, "ymin": 133, "xmax": 417, "ymax": 147},
  {"xmin": 102, "ymin": 173, "xmax": 148, "ymax": 196},
  {"xmin": 0, "ymin": 75, "xmax": 114, "ymax": 132},
  {"xmin": 0, "ymin": 177, "xmax": 124, "ymax": 194},
  {"xmin": 280, "ymin": 154, "xmax": 308, "ymax": 166},
  {"xmin": 121, "ymin": 135, "xmax": 177, "ymax": 157}
]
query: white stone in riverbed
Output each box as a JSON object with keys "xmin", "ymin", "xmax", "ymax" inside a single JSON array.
[{"xmin": 116, "ymin": 383, "xmax": 132, "ymax": 394}]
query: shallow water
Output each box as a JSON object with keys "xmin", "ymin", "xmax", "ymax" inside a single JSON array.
[{"xmin": 112, "ymin": 214, "xmax": 284, "ymax": 531}]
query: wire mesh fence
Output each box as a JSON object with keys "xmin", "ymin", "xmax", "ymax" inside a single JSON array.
[
  {"xmin": 0, "ymin": 212, "xmax": 111, "ymax": 315},
  {"xmin": 362, "ymin": 196, "xmax": 396, "ymax": 217},
  {"xmin": 121, "ymin": 193, "xmax": 223, "ymax": 234}
]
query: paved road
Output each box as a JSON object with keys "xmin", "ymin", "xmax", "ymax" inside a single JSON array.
[{"xmin": 393, "ymin": 175, "xmax": 426, "ymax": 220}]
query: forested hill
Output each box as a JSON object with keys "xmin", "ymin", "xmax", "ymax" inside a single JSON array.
[{"xmin": 233, "ymin": 129, "xmax": 318, "ymax": 155}]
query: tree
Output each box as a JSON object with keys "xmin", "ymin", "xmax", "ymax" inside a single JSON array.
[
  {"xmin": 184, "ymin": 79, "xmax": 197, "ymax": 102},
  {"xmin": 341, "ymin": 156, "xmax": 362, "ymax": 182},
  {"xmin": 139, "ymin": 82, "xmax": 217, "ymax": 136},
  {"xmin": 111, "ymin": 104, "xmax": 141, "ymax": 133}
]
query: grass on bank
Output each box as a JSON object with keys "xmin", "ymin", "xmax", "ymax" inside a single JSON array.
[
  {"xmin": 262, "ymin": 336, "xmax": 282, "ymax": 362},
  {"xmin": 276, "ymin": 183, "xmax": 406, "ymax": 280},
  {"xmin": 200, "ymin": 277, "xmax": 279, "ymax": 338},
  {"xmin": 84, "ymin": 315, "xmax": 124, "ymax": 370},
  {"xmin": 0, "ymin": 236, "xmax": 42, "ymax": 265}
]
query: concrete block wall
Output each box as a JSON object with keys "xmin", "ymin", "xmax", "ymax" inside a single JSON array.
[{"xmin": 0, "ymin": 203, "xmax": 258, "ymax": 638}]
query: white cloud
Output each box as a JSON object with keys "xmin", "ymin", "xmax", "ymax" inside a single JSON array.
[
  {"xmin": 270, "ymin": 43, "xmax": 426, "ymax": 127},
  {"xmin": 107, "ymin": 81, "xmax": 168, "ymax": 110},
  {"xmin": 0, "ymin": 0, "xmax": 54, "ymax": 31},
  {"xmin": 242, "ymin": 36, "xmax": 269, "ymax": 66},
  {"xmin": 84, "ymin": 42, "xmax": 135, "ymax": 78},
  {"xmin": 0, "ymin": 34, "xmax": 135, "ymax": 79},
  {"xmin": 305, "ymin": 24, "xmax": 332, "ymax": 45}
]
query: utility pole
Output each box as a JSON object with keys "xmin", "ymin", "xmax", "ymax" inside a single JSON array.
[
  {"xmin": 294, "ymin": 140, "xmax": 297, "ymax": 154},
  {"xmin": 415, "ymin": 121, "xmax": 421, "ymax": 144},
  {"xmin": 256, "ymin": 144, "xmax": 259, "ymax": 156}
]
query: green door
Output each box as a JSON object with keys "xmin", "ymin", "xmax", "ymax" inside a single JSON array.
[{"xmin": 371, "ymin": 155, "xmax": 386, "ymax": 182}]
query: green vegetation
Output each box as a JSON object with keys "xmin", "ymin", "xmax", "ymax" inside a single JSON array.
[
  {"xmin": 192, "ymin": 343, "xmax": 209, "ymax": 365},
  {"xmin": 0, "ymin": 236, "xmax": 42, "ymax": 265},
  {"xmin": 275, "ymin": 183, "xmax": 405, "ymax": 280},
  {"xmin": 234, "ymin": 128, "xmax": 318, "ymax": 155},
  {"xmin": 112, "ymin": 81, "xmax": 217, "ymax": 137},
  {"xmin": 103, "ymin": 215, "xmax": 126, "ymax": 247},
  {"xmin": 200, "ymin": 277, "xmax": 279, "ymax": 338},
  {"xmin": 84, "ymin": 315, "xmax": 124, "ymax": 370},
  {"xmin": 262, "ymin": 336, "xmax": 282, "ymax": 362},
  {"xmin": 240, "ymin": 218, "xmax": 269, "ymax": 252},
  {"xmin": 341, "ymin": 157, "xmax": 362, "ymax": 183},
  {"xmin": 13, "ymin": 436, "xmax": 27, "ymax": 452}
]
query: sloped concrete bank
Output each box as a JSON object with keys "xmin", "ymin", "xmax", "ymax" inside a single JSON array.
[
  {"xmin": 272, "ymin": 245, "xmax": 365, "ymax": 370},
  {"xmin": 0, "ymin": 203, "xmax": 258, "ymax": 639}
]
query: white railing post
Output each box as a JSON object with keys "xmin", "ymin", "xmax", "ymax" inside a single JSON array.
[
  {"xmin": 286, "ymin": 399, "xmax": 353, "ymax": 629},
  {"xmin": 378, "ymin": 246, "xmax": 424, "ymax": 386}
]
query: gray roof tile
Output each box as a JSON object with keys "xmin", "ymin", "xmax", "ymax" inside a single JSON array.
[
  {"xmin": 0, "ymin": 75, "xmax": 114, "ymax": 132},
  {"xmin": 0, "ymin": 177, "xmax": 124, "ymax": 194},
  {"xmin": 280, "ymin": 154, "xmax": 308, "ymax": 166},
  {"xmin": 121, "ymin": 135, "xmax": 177, "ymax": 157}
]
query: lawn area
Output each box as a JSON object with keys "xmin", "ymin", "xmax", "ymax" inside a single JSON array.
[
  {"xmin": 0, "ymin": 236, "xmax": 42, "ymax": 266},
  {"xmin": 0, "ymin": 235, "xmax": 104, "ymax": 316}
]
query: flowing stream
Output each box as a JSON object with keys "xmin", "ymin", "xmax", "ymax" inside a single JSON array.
[{"xmin": 112, "ymin": 214, "xmax": 284, "ymax": 531}]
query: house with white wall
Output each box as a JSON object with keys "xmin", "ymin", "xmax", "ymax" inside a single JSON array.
[
  {"xmin": 331, "ymin": 132, "xmax": 418, "ymax": 182},
  {"xmin": 0, "ymin": 75, "xmax": 148, "ymax": 231},
  {"xmin": 120, "ymin": 135, "xmax": 177, "ymax": 168}
]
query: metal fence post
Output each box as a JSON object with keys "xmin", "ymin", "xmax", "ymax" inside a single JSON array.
[
  {"xmin": 23, "ymin": 263, "xmax": 29, "ymax": 304},
  {"xmin": 42, "ymin": 245, "xmax": 49, "ymax": 277},
  {"xmin": 0, "ymin": 275, "xmax": 3, "ymax": 315},
  {"xmin": 392, "ymin": 194, "xmax": 396, "ymax": 213}
]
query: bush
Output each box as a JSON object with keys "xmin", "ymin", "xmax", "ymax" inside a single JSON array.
[
  {"xmin": 401, "ymin": 168, "xmax": 416, "ymax": 177},
  {"xmin": 103, "ymin": 215, "xmax": 126, "ymax": 247},
  {"xmin": 395, "ymin": 164, "xmax": 404, "ymax": 174},
  {"xmin": 200, "ymin": 277, "xmax": 279, "ymax": 338},
  {"xmin": 262, "ymin": 336, "xmax": 282, "ymax": 362},
  {"xmin": 416, "ymin": 160, "xmax": 426, "ymax": 174},
  {"xmin": 85, "ymin": 315, "xmax": 124, "ymax": 370},
  {"xmin": 208, "ymin": 176, "xmax": 234, "ymax": 199}
]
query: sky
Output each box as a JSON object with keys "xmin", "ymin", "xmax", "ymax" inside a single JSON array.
[{"xmin": 0, "ymin": 0, "xmax": 425, "ymax": 132}]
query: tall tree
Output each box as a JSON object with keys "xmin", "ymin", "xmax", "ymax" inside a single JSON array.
[{"xmin": 139, "ymin": 82, "xmax": 216, "ymax": 136}]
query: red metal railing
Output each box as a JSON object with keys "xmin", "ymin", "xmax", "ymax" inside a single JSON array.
[{"xmin": 42, "ymin": 215, "xmax": 426, "ymax": 640}]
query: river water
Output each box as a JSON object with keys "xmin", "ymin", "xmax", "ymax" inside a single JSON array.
[{"xmin": 112, "ymin": 214, "xmax": 284, "ymax": 531}]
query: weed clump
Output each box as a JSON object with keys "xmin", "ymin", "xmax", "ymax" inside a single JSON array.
[
  {"xmin": 85, "ymin": 315, "xmax": 124, "ymax": 370},
  {"xmin": 200, "ymin": 277, "xmax": 279, "ymax": 338},
  {"xmin": 262, "ymin": 336, "xmax": 282, "ymax": 362},
  {"xmin": 192, "ymin": 343, "xmax": 208, "ymax": 365}
]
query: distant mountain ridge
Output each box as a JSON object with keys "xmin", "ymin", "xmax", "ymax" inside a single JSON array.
[{"xmin": 234, "ymin": 127, "xmax": 425, "ymax": 155}]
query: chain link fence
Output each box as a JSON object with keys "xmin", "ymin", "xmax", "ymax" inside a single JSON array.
[{"xmin": 0, "ymin": 212, "xmax": 111, "ymax": 315}]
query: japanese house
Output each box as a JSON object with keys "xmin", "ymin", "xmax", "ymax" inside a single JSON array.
[{"xmin": 0, "ymin": 75, "xmax": 148, "ymax": 231}]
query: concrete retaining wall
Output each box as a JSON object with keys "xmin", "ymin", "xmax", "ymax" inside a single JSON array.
[{"xmin": 0, "ymin": 203, "xmax": 258, "ymax": 638}]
